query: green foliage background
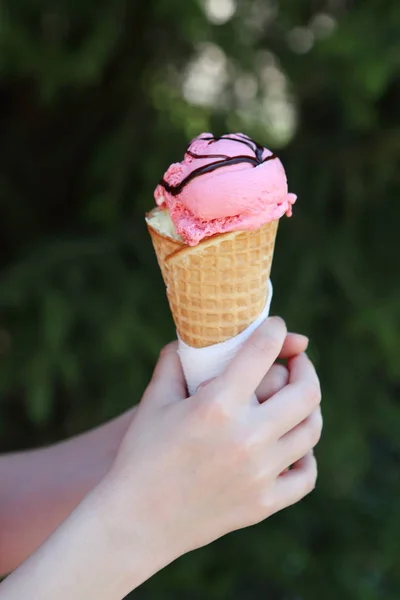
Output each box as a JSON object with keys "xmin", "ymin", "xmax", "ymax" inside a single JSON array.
[{"xmin": 1, "ymin": 0, "xmax": 399, "ymax": 598}]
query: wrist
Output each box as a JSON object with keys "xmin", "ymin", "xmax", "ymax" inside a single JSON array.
[{"xmin": 93, "ymin": 470, "xmax": 178, "ymax": 587}]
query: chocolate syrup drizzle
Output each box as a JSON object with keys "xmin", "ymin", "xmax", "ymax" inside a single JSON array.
[{"xmin": 159, "ymin": 133, "xmax": 277, "ymax": 196}]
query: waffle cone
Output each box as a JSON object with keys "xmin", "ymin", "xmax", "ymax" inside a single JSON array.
[{"xmin": 147, "ymin": 214, "xmax": 278, "ymax": 348}]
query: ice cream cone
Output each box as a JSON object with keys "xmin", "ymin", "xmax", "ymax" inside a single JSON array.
[
  {"xmin": 146, "ymin": 217, "xmax": 185, "ymax": 283},
  {"xmin": 147, "ymin": 209, "xmax": 278, "ymax": 348}
]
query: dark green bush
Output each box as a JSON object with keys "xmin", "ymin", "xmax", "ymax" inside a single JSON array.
[{"xmin": 1, "ymin": 1, "xmax": 399, "ymax": 597}]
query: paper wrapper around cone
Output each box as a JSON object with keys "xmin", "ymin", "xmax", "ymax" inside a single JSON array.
[{"xmin": 147, "ymin": 210, "xmax": 278, "ymax": 348}]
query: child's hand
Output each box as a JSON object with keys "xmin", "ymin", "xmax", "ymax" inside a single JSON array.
[{"xmin": 104, "ymin": 317, "xmax": 322, "ymax": 565}]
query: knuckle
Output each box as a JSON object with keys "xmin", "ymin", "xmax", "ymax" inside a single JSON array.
[
  {"xmin": 194, "ymin": 393, "xmax": 232, "ymax": 426},
  {"xmin": 298, "ymin": 380, "xmax": 322, "ymax": 409},
  {"xmin": 259, "ymin": 492, "xmax": 278, "ymax": 518},
  {"xmin": 307, "ymin": 413, "xmax": 323, "ymax": 447},
  {"xmin": 241, "ymin": 430, "xmax": 263, "ymax": 456},
  {"xmin": 250, "ymin": 318, "xmax": 287, "ymax": 357},
  {"xmin": 230, "ymin": 434, "xmax": 264, "ymax": 479},
  {"xmin": 231, "ymin": 434, "xmax": 252, "ymax": 463},
  {"xmin": 250, "ymin": 333, "xmax": 280, "ymax": 357},
  {"xmin": 309, "ymin": 425, "xmax": 322, "ymax": 448},
  {"xmin": 314, "ymin": 410, "xmax": 323, "ymax": 441}
]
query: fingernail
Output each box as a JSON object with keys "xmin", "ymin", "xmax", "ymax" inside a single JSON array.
[{"xmin": 196, "ymin": 378, "xmax": 214, "ymax": 392}]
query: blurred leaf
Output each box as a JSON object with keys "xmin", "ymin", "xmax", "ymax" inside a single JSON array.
[{"xmin": 24, "ymin": 358, "xmax": 52, "ymax": 424}]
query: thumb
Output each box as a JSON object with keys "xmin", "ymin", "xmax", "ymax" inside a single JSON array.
[{"xmin": 143, "ymin": 341, "xmax": 187, "ymax": 406}]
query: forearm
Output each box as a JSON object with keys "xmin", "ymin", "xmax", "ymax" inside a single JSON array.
[
  {"xmin": 0, "ymin": 408, "xmax": 135, "ymax": 575},
  {"xmin": 0, "ymin": 482, "xmax": 168, "ymax": 600}
]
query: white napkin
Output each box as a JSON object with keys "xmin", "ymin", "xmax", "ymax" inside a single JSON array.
[{"xmin": 178, "ymin": 280, "xmax": 273, "ymax": 395}]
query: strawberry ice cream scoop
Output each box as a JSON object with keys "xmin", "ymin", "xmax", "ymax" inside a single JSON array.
[{"xmin": 154, "ymin": 132, "xmax": 296, "ymax": 246}]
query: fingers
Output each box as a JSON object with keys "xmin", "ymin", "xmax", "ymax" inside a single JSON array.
[
  {"xmin": 217, "ymin": 317, "xmax": 287, "ymax": 403},
  {"xmin": 146, "ymin": 342, "xmax": 187, "ymax": 404},
  {"xmin": 270, "ymin": 452, "xmax": 317, "ymax": 514},
  {"xmin": 278, "ymin": 333, "xmax": 309, "ymax": 359},
  {"xmin": 256, "ymin": 364, "xmax": 288, "ymax": 403},
  {"xmin": 287, "ymin": 352, "xmax": 320, "ymax": 388},
  {"xmin": 256, "ymin": 332, "xmax": 308, "ymax": 402},
  {"xmin": 257, "ymin": 353, "xmax": 321, "ymax": 438},
  {"xmin": 276, "ymin": 408, "xmax": 323, "ymax": 473}
]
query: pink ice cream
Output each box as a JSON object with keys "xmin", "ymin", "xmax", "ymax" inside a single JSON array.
[{"xmin": 154, "ymin": 132, "xmax": 296, "ymax": 246}]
